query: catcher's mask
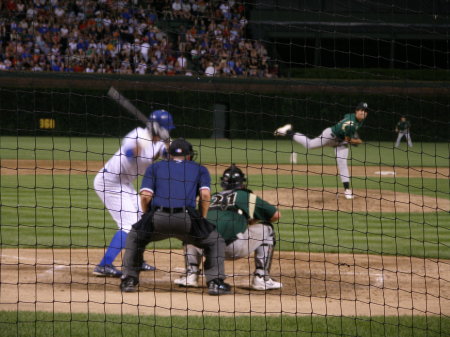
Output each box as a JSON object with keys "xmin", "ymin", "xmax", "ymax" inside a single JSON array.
[
  {"xmin": 221, "ymin": 164, "xmax": 246, "ymax": 190},
  {"xmin": 169, "ymin": 138, "xmax": 196, "ymax": 160}
]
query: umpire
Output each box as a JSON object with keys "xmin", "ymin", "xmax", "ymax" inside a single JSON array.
[{"xmin": 120, "ymin": 138, "xmax": 231, "ymax": 295}]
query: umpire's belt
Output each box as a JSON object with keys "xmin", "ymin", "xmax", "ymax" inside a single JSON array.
[{"xmin": 155, "ymin": 207, "xmax": 187, "ymax": 214}]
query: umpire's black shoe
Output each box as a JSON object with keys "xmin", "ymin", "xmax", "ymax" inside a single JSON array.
[
  {"xmin": 207, "ymin": 279, "xmax": 231, "ymax": 296},
  {"xmin": 120, "ymin": 276, "xmax": 139, "ymax": 293}
]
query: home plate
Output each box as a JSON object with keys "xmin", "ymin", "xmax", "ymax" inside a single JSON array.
[{"xmin": 374, "ymin": 171, "xmax": 396, "ymax": 176}]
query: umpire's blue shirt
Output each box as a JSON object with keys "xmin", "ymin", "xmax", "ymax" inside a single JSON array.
[{"xmin": 140, "ymin": 159, "xmax": 211, "ymax": 208}]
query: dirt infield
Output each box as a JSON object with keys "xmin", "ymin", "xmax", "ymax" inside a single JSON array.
[{"xmin": 1, "ymin": 248, "xmax": 449, "ymax": 317}]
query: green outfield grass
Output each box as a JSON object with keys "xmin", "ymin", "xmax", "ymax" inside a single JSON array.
[
  {"xmin": 1, "ymin": 174, "xmax": 448, "ymax": 259},
  {"xmin": 1, "ymin": 136, "xmax": 449, "ymax": 167},
  {"xmin": 0, "ymin": 311, "xmax": 448, "ymax": 337}
]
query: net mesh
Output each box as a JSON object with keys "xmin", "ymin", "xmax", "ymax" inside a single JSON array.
[{"xmin": 0, "ymin": 0, "xmax": 449, "ymax": 336}]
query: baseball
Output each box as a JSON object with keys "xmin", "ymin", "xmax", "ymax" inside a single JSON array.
[{"xmin": 341, "ymin": 120, "xmax": 354, "ymax": 131}]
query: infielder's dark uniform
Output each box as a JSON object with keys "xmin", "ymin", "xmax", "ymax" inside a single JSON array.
[
  {"xmin": 121, "ymin": 159, "xmax": 227, "ymax": 286},
  {"xmin": 395, "ymin": 119, "xmax": 413, "ymax": 147}
]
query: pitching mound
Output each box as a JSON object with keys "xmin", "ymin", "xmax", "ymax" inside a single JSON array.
[{"xmin": 255, "ymin": 188, "xmax": 449, "ymax": 213}]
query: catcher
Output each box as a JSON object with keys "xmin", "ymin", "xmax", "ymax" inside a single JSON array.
[
  {"xmin": 274, "ymin": 102, "xmax": 369, "ymax": 200},
  {"xmin": 173, "ymin": 164, "xmax": 282, "ymax": 291}
]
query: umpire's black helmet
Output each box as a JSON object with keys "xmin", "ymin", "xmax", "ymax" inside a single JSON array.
[
  {"xmin": 169, "ymin": 138, "xmax": 195, "ymax": 159},
  {"xmin": 221, "ymin": 164, "xmax": 246, "ymax": 190}
]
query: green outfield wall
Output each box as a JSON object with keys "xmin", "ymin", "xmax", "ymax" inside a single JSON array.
[{"xmin": 0, "ymin": 73, "xmax": 448, "ymax": 141}]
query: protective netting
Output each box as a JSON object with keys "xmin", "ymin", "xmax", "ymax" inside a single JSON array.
[{"xmin": 0, "ymin": 1, "xmax": 449, "ymax": 336}]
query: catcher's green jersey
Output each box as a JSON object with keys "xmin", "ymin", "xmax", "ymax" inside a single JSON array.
[
  {"xmin": 207, "ymin": 189, "xmax": 277, "ymax": 241},
  {"xmin": 397, "ymin": 120, "xmax": 410, "ymax": 131},
  {"xmin": 330, "ymin": 113, "xmax": 364, "ymax": 140}
]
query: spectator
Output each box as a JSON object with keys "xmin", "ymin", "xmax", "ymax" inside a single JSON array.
[
  {"xmin": 178, "ymin": 25, "xmax": 187, "ymax": 52},
  {"xmin": 162, "ymin": 0, "xmax": 174, "ymax": 20},
  {"xmin": 204, "ymin": 61, "xmax": 216, "ymax": 76},
  {"xmin": 172, "ymin": 0, "xmax": 183, "ymax": 19},
  {"xmin": 181, "ymin": 0, "xmax": 192, "ymax": 20},
  {"xmin": 176, "ymin": 53, "xmax": 188, "ymax": 72},
  {"xmin": 136, "ymin": 59, "xmax": 147, "ymax": 74},
  {"xmin": 140, "ymin": 37, "xmax": 150, "ymax": 61}
]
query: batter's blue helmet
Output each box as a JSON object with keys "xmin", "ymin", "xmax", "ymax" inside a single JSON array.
[{"xmin": 149, "ymin": 109, "xmax": 175, "ymax": 131}]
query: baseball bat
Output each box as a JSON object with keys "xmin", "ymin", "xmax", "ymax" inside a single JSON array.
[{"xmin": 107, "ymin": 86, "xmax": 148, "ymax": 125}]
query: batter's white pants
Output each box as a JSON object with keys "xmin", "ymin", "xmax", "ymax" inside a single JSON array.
[
  {"xmin": 93, "ymin": 171, "xmax": 142, "ymax": 233},
  {"xmin": 293, "ymin": 127, "xmax": 351, "ymax": 184},
  {"xmin": 395, "ymin": 131, "xmax": 413, "ymax": 147}
]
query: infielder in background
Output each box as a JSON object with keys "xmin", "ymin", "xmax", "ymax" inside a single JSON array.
[
  {"xmin": 93, "ymin": 109, "xmax": 175, "ymax": 277},
  {"xmin": 274, "ymin": 102, "xmax": 369, "ymax": 200},
  {"xmin": 174, "ymin": 164, "xmax": 282, "ymax": 290},
  {"xmin": 395, "ymin": 116, "xmax": 413, "ymax": 148}
]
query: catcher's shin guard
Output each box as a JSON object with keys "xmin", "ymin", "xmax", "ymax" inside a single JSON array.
[
  {"xmin": 254, "ymin": 224, "xmax": 275, "ymax": 277},
  {"xmin": 184, "ymin": 244, "xmax": 202, "ymax": 274},
  {"xmin": 254, "ymin": 243, "xmax": 274, "ymax": 278}
]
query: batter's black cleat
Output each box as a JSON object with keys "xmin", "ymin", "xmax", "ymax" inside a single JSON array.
[
  {"xmin": 93, "ymin": 264, "xmax": 122, "ymax": 278},
  {"xmin": 207, "ymin": 278, "xmax": 231, "ymax": 296},
  {"xmin": 140, "ymin": 262, "xmax": 156, "ymax": 271},
  {"xmin": 120, "ymin": 276, "xmax": 139, "ymax": 292}
]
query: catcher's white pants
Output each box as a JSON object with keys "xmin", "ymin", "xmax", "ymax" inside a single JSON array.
[
  {"xmin": 94, "ymin": 171, "xmax": 142, "ymax": 233},
  {"xmin": 183, "ymin": 223, "xmax": 275, "ymax": 277},
  {"xmin": 226, "ymin": 223, "xmax": 274, "ymax": 259},
  {"xmin": 293, "ymin": 127, "xmax": 350, "ymax": 183},
  {"xmin": 395, "ymin": 131, "xmax": 413, "ymax": 147}
]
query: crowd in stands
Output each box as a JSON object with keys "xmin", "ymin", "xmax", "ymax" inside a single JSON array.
[{"xmin": 0, "ymin": 0, "xmax": 279, "ymax": 78}]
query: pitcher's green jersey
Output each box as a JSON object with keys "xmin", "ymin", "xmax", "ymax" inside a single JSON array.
[
  {"xmin": 330, "ymin": 113, "xmax": 364, "ymax": 140},
  {"xmin": 207, "ymin": 189, "xmax": 277, "ymax": 241}
]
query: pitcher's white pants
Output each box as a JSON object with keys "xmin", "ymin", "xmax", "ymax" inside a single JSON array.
[{"xmin": 292, "ymin": 127, "xmax": 350, "ymax": 184}]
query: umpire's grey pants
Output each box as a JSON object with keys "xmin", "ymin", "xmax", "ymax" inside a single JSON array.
[{"xmin": 122, "ymin": 209, "xmax": 226, "ymax": 283}]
